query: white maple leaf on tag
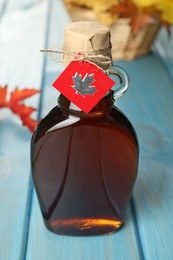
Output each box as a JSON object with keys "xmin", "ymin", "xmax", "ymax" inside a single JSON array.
[{"xmin": 72, "ymin": 73, "xmax": 97, "ymax": 96}]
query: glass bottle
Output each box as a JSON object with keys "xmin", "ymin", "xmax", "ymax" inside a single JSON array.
[{"xmin": 31, "ymin": 21, "xmax": 139, "ymax": 236}]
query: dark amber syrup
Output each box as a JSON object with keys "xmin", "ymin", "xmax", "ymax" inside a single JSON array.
[{"xmin": 31, "ymin": 92, "xmax": 138, "ymax": 236}]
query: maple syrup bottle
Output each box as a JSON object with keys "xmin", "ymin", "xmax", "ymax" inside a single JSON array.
[{"xmin": 31, "ymin": 22, "xmax": 139, "ymax": 236}]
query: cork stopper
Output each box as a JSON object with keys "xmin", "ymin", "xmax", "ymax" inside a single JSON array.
[{"xmin": 62, "ymin": 21, "xmax": 113, "ymax": 70}]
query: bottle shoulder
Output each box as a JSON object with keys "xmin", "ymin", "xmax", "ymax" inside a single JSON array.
[
  {"xmin": 110, "ymin": 106, "xmax": 139, "ymax": 146},
  {"xmin": 31, "ymin": 104, "xmax": 138, "ymax": 147},
  {"xmin": 32, "ymin": 106, "xmax": 65, "ymax": 142}
]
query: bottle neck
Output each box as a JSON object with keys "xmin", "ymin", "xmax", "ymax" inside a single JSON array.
[{"xmin": 58, "ymin": 91, "xmax": 114, "ymax": 118}]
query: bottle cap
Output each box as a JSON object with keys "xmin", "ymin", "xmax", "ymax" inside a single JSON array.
[{"xmin": 62, "ymin": 21, "xmax": 113, "ymax": 70}]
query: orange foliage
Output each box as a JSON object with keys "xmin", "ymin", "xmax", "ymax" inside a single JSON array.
[{"xmin": 0, "ymin": 85, "xmax": 40, "ymax": 132}]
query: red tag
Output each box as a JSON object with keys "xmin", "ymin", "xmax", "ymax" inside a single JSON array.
[{"xmin": 52, "ymin": 60, "xmax": 115, "ymax": 114}]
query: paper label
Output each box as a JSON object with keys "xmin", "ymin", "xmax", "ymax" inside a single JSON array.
[{"xmin": 52, "ymin": 60, "xmax": 115, "ymax": 114}]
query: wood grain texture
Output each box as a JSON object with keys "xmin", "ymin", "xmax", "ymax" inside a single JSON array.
[
  {"xmin": 0, "ymin": 1, "xmax": 48, "ymax": 259},
  {"xmin": 25, "ymin": 1, "xmax": 141, "ymax": 260},
  {"xmin": 117, "ymin": 54, "xmax": 173, "ymax": 260},
  {"xmin": 0, "ymin": 0, "xmax": 173, "ymax": 259}
]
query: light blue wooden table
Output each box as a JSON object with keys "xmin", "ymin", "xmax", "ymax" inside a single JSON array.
[{"xmin": 0, "ymin": 0, "xmax": 173, "ymax": 259}]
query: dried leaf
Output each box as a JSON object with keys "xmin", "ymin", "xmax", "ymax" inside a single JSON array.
[
  {"xmin": 0, "ymin": 85, "xmax": 40, "ymax": 132},
  {"xmin": 0, "ymin": 85, "xmax": 8, "ymax": 108},
  {"xmin": 20, "ymin": 114, "xmax": 38, "ymax": 133},
  {"xmin": 9, "ymin": 88, "xmax": 39, "ymax": 104},
  {"xmin": 110, "ymin": 0, "xmax": 153, "ymax": 35},
  {"xmin": 131, "ymin": 12, "xmax": 152, "ymax": 35}
]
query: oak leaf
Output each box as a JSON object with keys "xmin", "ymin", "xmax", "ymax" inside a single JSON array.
[{"xmin": 0, "ymin": 85, "xmax": 40, "ymax": 132}]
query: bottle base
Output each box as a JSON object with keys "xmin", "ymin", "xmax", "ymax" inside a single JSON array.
[{"xmin": 44, "ymin": 218, "xmax": 124, "ymax": 236}]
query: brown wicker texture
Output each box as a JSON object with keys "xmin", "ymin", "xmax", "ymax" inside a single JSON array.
[{"xmin": 64, "ymin": 3, "xmax": 161, "ymax": 60}]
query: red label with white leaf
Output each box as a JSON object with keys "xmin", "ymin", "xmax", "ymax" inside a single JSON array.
[{"xmin": 52, "ymin": 60, "xmax": 115, "ymax": 114}]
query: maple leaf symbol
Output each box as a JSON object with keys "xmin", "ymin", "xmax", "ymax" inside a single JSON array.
[
  {"xmin": 0, "ymin": 85, "xmax": 40, "ymax": 132},
  {"xmin": 72, "ymin": 73, "xmax": 97, "ymax": 97}
]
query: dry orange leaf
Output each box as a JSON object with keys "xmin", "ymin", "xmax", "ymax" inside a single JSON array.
[
  {"xmin": 0, "ymin": 85, "xmax": 40, "ymax": 132},
  {"xmin": 111, "ymin": 0, "xmax": 153, "ymax": 35}
]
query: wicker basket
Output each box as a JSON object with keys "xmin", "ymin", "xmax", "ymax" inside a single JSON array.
[{"xmin": 64, "ymin": 3, "xmax": 161, "ymax": 60}]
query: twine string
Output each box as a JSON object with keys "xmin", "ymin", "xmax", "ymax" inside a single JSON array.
[{"xmin": 40, "ymin": 46, "xmax": 112, "ymax": 66}]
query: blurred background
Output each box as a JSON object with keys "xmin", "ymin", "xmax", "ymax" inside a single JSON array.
[{"xmin": 0, "ymin": 1, "xmax": 173, "ymax": 260}]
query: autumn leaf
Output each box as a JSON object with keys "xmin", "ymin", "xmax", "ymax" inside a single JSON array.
[
  {"xmin": 0, "ymin": 85, "xmax": 40, "ymax": 132},
  {"xmin": 0, "ymin": 85, "xmax": 8, "ymax": 107},
  {"xmin": 110, "ymin": 0, "xmax": 153, "ymax": 35},
  {"xmin": 131, "ymin": 12, "xmax": 152, "ymax": 36}
]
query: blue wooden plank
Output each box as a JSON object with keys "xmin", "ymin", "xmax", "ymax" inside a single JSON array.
[
  {"xmin": 117, "ymin": 54, "xmax": 173, "ymax": 259},
  {"xmin": 2, "ymin": 0, "xmax": 43, "ymax": 14},
  {"xmin": 0, "ymin": 1, "xmax": 49, "ymax": 259},
  {"xmin": 27, "ymin": 193, "xmax": 140, "ymax": 260},
  {"xmin": 0, "ymin": 117, "xmax": 31, "ymax": 259},
  {"xmin": 0, "ymin": 0, "xmax": 8, "ymax": 21},
  {"xmin": 153, "ymin": 26, "xmax": 173, "ymax": 81},
  {"xmin": 26, "ymin": 1, "xmax": 141, "ymax": 259}
]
